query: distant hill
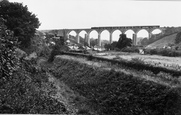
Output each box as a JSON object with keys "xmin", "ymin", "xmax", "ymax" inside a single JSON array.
[
  {"xmin": 139, "ymin": 27, "xmax": 181, "ymax": 47},
  {"xmin": 146, "ymin": 33, "xmax": 177, "ymax": 49}
]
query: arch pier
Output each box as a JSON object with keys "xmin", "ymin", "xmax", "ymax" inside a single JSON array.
[{"xmin": 61, "ymin": 26, "xmax": 163, "ymax": 47}]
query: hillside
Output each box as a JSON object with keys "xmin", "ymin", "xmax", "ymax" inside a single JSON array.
[
  {"xmin": 146, "ymin": 33, "xmax": 177, "ymax": 49},
  {"xmin": 68, "ymin": 36, "xmax": 85, "ymax": 48}
]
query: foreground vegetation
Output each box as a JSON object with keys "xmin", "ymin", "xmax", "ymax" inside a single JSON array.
[
  {"xmin": 1, "ymin": 1, "xmax": 181, "ymax": 114},
  {"xmin": 0, "ymin": 59, "xmax": 69, "ymax": 113},
  {"xmin": 45, "ymin": 55, "xmax": 181, "ymax": 115},
  {"xmin": 0, "ymin": 4, "xmax": 70, "ymax": 113}
]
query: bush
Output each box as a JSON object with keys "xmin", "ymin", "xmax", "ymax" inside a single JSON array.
[
  {"xmin": 48, "ymin": 38, "xmax": 69, "ymax": 62},
  {"xmin": 0, "ymin": 65, "xmax": 67, "ymax": 114},
  {"xmin": 48, "ymin": 46, "xmax": 61, "ymax": 62},
  {"xmin": 87, "ymin": 54, "xmax": 93, "ymax": 61},
  {"xmin": 38, "ymin": 45, "xmax": 51, "ymax": 58},
  {"xmin": 22, "ymin": 33, "xmax": 52, "ymax": 59},
  {"xmin": 121, "ymin": 47, "xmax": 140, "ymax": 53},
  {"xmin": 150, "ymin": 48, "xmax": 158, "ymax": 55},
  {"xmin": 0, "ymin": 21, "xmax": 19, "ymax": 82},
  {"xmin": 144, "ymin": 48, "xmax": 181, "ymax": 57}
]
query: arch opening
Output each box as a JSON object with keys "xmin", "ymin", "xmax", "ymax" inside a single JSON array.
[
  {"xmin": 151, "ymin": 29, "xmax": 162, "ymax": 35},
  {"xmin": 89, "ymin": 30, "xmax": 98, "ymax": 47},
  {"xmin": 137, "ymin": 29, "xmax": 149, "ymax": 46},
  {"xmin": 89, "ymin": 30, "xmax": 98, "ymax": 39},
  {"xmin": 112, "ymin": 30, "xmax": 122, "ymax": 42},
  {"xmin": 147, "ymin": 29, "xmax": 163, "ymax": 44},
  {"xmin": 100, "ymin": 30, "xmax": 110, "ymax": 47},
  {"xmin": 79, "ymin": 30, "xmax": 87, "ymax": 45},
  {"xmin": 124, "ymin": 29, "xmax": 135, "ymax": 39},
  {"xmin": 68, "ymin": 30, "xmax": 77, "ymax": 39}
]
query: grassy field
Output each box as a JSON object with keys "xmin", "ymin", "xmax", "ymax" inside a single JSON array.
[
  {"xmin": 94, "ymin": 51, "xmax": 181, "ymax": 70},
  {"xmin": 146, "ymin": 33, "xmax": 177, "ymax": 49},
  {"xmin": 42, "ymin": 54, "xmax": 181, "ymax": 115}
]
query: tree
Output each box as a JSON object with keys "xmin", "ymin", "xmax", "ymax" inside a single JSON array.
[
  {"xmin": 48, "ymin": 36, "xmax": 68, "ymax": 62},
  {"xmin": 1, "ymin": 0, "xmax": 9, "ymax": 3},
  {"xmin": 110, "ymin": 41, "xmax": 118, "ymax": 50},
  {"xmin": 116, "ymin": 34, "xmax": 132, "ymax": 49},
  {"xmin": 90, "ymin": 39, "xmax": 97, "ymax": 48},
  {"xmin": 0, "ymin": 1, "xmax": 40, "ymax": 49},
  {"xmin": 104, "ymin": 43, "xmax": 111, "ymax": 51}
]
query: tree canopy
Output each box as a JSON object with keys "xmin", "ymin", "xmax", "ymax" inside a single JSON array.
[
  {"xmin": 90, "ymin": 38, "xmax": 97, "ymax": 47},
  {"xmin": 116, "ymin": 34, "xmax": 132, "ymax": 49},
  {"xmin": 0, "ymin": 1, "xmax": 40, "ymax": 49}
]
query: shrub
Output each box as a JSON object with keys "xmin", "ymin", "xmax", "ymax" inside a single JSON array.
[
  {"xmin": 48, "ymin": 38, "xmax": 69, "ymax": 62},
  {"xmin": 149, "ymin": 48, "xmax": 158, "ymax": 55},
  {"xmin": 121, "ymin": 47, "xmax": 140, "ymax": 53},
  {"xmin": 39, "ymin": 45, "xmax": 51, "ymax": 58},
  {"xmin": 144, "ymin": 48, "xmax": 181, "ymax": 57},
  {"xmin": 0, "ymin": 21, "xmax": 19, "ymax": 82},
  {"xmin": 87, "ymin": 54, "xmax": 93, "ymax": 61},
  {"xmin": 26, "ymin": 35, "xmax": 51, "ymax": 58},
  {"xmin": 48, "ymin": 46, "xmax": 61, "ymax": 62},
  {"xmin": 0, "ymin": 66, "xmax": 67, "ymax": 114},
  {"xmin": 0, "ymin": 54, "xmax": 68, "ymax": 114}
]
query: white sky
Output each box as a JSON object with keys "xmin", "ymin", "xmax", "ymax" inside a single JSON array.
[{"xmin": 8, "ymin": 0, "xmax": 181, "ymax": 40}]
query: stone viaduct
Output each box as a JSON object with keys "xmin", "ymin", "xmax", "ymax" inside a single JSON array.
[{"xmin": 57, "ymin": 25, "xmax": 165, "ymax": 46}]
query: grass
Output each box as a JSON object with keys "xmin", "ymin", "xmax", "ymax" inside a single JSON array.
[
  {"xmin": 62, "ymin": 52, "xmax": 181, "ymax": 77},
  {"xmin": 47, "ymin": 55, "xmax": 181, "ymax": 115},
  {"xmin": 146, "ymin": 33, "xmax": 177, "ymax": 49}
]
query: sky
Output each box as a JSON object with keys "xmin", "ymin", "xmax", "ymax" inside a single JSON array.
[{"xmin": 7, "ymin": 0, "xmax": 181, "ymax": 40}]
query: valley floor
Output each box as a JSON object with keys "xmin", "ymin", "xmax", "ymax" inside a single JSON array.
[
  {"xmin": 33, "ymin": 50, "xmax": 181, "ymax": 115},
  {"xmin": 94, "ymin": 51, "xmax": 181, "ymax": 70}
]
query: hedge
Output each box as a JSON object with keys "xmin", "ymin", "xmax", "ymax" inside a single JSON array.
[{"xmin": 144, "ymin": 48, "xmax": 181, "ymax": 57}]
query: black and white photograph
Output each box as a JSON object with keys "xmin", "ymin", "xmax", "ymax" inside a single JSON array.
[{"xmin": 0, "ymin": 0, "xmax": 181, "ymax": 114}]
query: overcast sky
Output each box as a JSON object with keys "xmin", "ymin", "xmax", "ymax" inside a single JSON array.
[{"xmin": 8, "ymin": 0, "xmax": 181, "ymax": 40}]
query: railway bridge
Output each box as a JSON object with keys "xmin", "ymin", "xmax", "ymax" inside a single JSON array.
[{"xmin": 56, "ymin": 25, "xmax": 165, "ymax": 46}]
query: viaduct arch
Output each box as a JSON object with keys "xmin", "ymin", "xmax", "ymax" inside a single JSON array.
[{"xmin": 58, "ymin": 25, "xmax": 165, "ymax": 47}]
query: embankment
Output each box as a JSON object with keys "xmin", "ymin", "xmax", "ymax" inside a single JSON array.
[{"xmin": 50, "ymin": 55, "xmax": 181, "ymax": 115}]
